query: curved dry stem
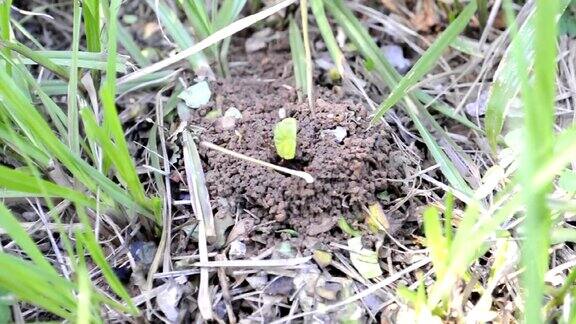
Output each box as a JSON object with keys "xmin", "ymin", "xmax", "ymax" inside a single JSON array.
[{"xmin": 200, "ymin": 140, "xmax": 315, "ymax": 184}]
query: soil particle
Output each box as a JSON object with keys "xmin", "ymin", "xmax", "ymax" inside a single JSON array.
[{"xmin": 189, "ymin": 77, "xmax": 417, "ymax": 238}]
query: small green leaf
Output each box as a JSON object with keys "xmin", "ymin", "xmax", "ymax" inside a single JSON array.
[
  {"xmin": 273, "ymin": 117, "xmax": 298, "ymax": 160},
  {"xmin": 338, "ymin": 216, "xmax": 361, "ymax": 237}
]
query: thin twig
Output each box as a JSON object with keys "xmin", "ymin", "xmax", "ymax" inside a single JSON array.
[{"xmin": 200, "ymin": 141, "xmax": 314, "ymax": 183}]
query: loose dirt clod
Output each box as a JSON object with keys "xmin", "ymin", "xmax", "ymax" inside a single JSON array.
[{"xmin": 190, "ymin": 78, "xmax": 418, "ymax": 239}]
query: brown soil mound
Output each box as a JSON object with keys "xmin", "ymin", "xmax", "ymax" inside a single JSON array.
[{"xmin": 191, "ymin": 79, "xmax": 417, "ymax": 237}]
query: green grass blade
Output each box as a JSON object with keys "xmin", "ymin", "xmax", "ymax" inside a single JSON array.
[
  {"xmin": 423, "ymin": 207, "xmax": 448, "ymax": 279},
  {"xmin": 82, "ymin": 0, "xmax": 101, "ymax": 53},
  {"xmin": 311, "ymin": 0, "xmax": 344, "ymax": 75},
  {"xmin": 75, "ymin": 241, "xmax": 93, "ymax": 324},
  {"xmin": 0, "ymin": 124, "xmax": 51, "ymax": 167},
  {"xmin": 18, "ymin": 50, "xmax": 128, "ymax": 72},
  {"xmin": 0, "ymin": 165, "xmax": 94, "ymax": 206},
  {"xmin": 0, "ymin": 67, "xmax": 150, "ymax": 215},
  {"xmin": 0, "ymin": 41, "xmax": 70, "ymax": 81},
  {"xmin": 0, "ymin": 0, "xmax": 13, "ymax": 75},
  {"xmin": 0, "ymin": 253, "xmax": 77, "ymax": 319},
  {"xmin": 0, "ymin": 203, "xmax": 60, "ymax": 276},
  {"xmin": 100, "ymin": 0, "xmax": 154, "ymax": 214},
  {"xmin": 501, "ymin": 1, "xmax": 560, "ymax": 321},
  {"xmin": 289, "ymin": 17, "xmax": 308, "ymax": 99},
  {"xmin": 371, "ymin": 1, "xmax": 477, "ymax": 123},
  {"xmin": 214, "ymin": 0, "xmax": 247, "ymax": 30},
  {"xmin": 179, "ymin": 0, "xmax": 212, "ymax": 39},
  {"xmin": 68, "ymin": 0, "xmax": 81, "ymax": 155},
  {"xmin": 484, "ymin": 0, "xmax": 570, "ymax": 151}
]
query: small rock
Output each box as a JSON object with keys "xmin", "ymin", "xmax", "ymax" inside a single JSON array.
[
  {"xmin": 228, "ymin": 240, "xmax": 246, "ymax": 259},
  {"xmin": 129, "ymin": 241, "xmax": 157, "ymax": 267},
  {"xmin": 321, "ymin": 126, "xmax": 347, "ymax": 143},
  {"xmin": 465, "ymin": 91, "xmax": 489, "ymax": 117},
  {"xmin": 245, "ymin": 28, "xmax": 274, "ymax": 53},
  {"xmin": 246, "ymin": 274, "xmax": 268, "ymax": 290},
  {"xmin": 382, "ymin": 45, "xmax": 411, "ymax": 73},
  {"xmin": 157, "ymin": 282, "xmax": 183, "ymax": 323},
  {"xmin": 316, "ymin": 282, "xmax": 342, "ymax": 301},
  {"xmin": 264, "ymin": 276, "xmax": 294, "ymax": 296},
  {"xmin": 224, "ymin": 107, "xmax": 242, "ymax": 119},
  {"xmin": 215, "ymin": 116, "xmax": 236, "ymax": 130},
  {"xmin": 178, "ymin": 81, "xmax": 211, "ymax": 109}
]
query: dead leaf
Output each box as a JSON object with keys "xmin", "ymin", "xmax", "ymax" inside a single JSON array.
[{"xmin": 348, "ymin": 237, "xmax": 383, "ymax": 279}]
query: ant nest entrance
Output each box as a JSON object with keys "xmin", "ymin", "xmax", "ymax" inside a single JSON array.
[{"xmin": 189, "ymin": 79, "xmax": 421, "ymax": 241}]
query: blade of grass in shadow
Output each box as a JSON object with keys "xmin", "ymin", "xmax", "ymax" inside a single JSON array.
[
  {"xmin": 289, "ymin": 17, "xmax": 308, "ymax": 100},
  {"xmin": 0, "ymin": 0, "xmax": 12, "ymax": 75},
  {"xmin": 502, "ymin": 1, "xmax": 558, "ymax": 321},
  {"xmin": 324, "ymin": 0, "xmax": 474, "ymax": 196},
  {"xmin": 299, "ymin": 0, "xmax": 314, "ymax": 109},
  {"xmin": 77, "ymin": 207, "xmax": 139, "ymax": 314},
  {"xmin": 68, "ymin": 0, "xmax": 81, "ymax": 155},
  {"xmin": 82, "ymin": 0, "xmax": 101, "ymax": 53},
  {"xmin": 100, "ymin": 0, "xmax": 160, "ymax": 218},
  {"xmin": 213, "ymin": 0, "xmax": 247, "ymax": 76},
  {"xmin": 371, "ymin": 1, "xmax": 477, "ymax": 123},
  {"xmin": 484, "ymin": 0, "xmax": 570, "ymax": 151},
  {"xmin": 0, "ymin": 165, "xmax": 95, "ymax": 206}
]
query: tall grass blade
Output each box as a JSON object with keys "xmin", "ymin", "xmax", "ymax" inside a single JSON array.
[
  {"xmin": 484, "ymin": 0, "xmax": 570, "ymax": 151},
  {"xmin": 0, "ymin": 166, "xmax": 94, "ymax": 206},
  {"xmin": 77, "ymin": 207, "xmax": 138, "ymax": 314},
  {"xmin": 289, "ymin": 17, "xmax": 308, "ymax": 100},
  {"xmin": 310, "ymin": 0, "xmax": 344, "ymax": 75},
  {"xmin": 82, "ymin": 0, "xmax": 101, "ymax": 53},
  {"xmin": 68, "ymin": 0, "xmax": 81, "ymax": 155},
  {"xmin": 0, "ymin": 254, "xmax": 76, "ymax": 319},
  {"xmin": 100, "ymin": 0, "xmax": 157, "ymax": 216},
  {"xmin": 0, "ymin": 203, "xmax": 60, "ymax": 275},
  {"xmin": 502, "ymin": 1, "xmax": 560, "ymax": 321}
]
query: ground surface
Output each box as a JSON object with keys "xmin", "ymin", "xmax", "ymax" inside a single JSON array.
[
  {"xmin": 191, "ymin": 56, "xmax": 420, "ymax": 243},
  {"xmin": 6, "ymin": 1, "xmax": 576, "ymax": 323}
]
